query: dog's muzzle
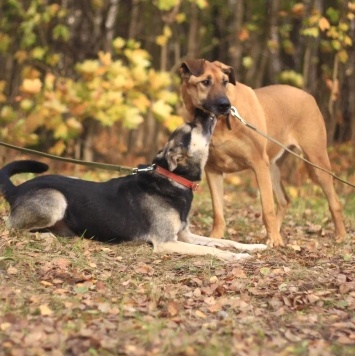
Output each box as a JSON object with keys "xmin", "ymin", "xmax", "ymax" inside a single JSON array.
[{"xmin": 203, "ymin": 97, "xmax": 231, "ymax": 116}]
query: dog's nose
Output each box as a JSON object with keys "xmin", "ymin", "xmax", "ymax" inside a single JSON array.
[{"xmin": 216, "ymin": 99, "xmax": 231, "ymax": 114}]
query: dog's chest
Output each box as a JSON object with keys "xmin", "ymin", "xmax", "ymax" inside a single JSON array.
[{"xmin": 208, "ymin": 128, "xmax": 251, "ymax": 172}]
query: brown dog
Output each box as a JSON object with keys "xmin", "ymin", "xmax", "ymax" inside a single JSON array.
[{"xmin": 180, "ymin": 59, "xmax": 347, "ymax": 247}]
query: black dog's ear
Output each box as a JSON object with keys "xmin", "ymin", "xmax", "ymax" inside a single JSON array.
[
  {"xmin": 212, "ymin": 61, "xmax": 236, "ymax": 85},
  {"xmin": 166, "ymin": 150, "xmax": 181, "ymax": 172},
  {"xmin": 180, "ymin": 59, "xmax": 205, "ymax": 79}
]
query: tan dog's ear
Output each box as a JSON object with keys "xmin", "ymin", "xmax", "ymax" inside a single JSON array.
[
  {"xmin": 212, "ymin": 61, "xmax": 236, "ymax": 85},
  {"xmin": 180, "ymin": 59, "xmax": 205, "ymax": 78}
]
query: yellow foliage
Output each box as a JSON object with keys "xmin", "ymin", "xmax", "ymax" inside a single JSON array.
[
  {"xmin": 49, "ymin": 140, "xmax": 66, "ymax": 155},
  {"xmin": 0, "ymin": 106, "xmax": 15, "ymax": 122},
  {"xmin": 175, "ymin": 13, "xmax": 186, "ymax": 23},
  {"xmin": 148, "ymin": 70, "xmax": 171, "ymax": 91},
  {"xmin": 163, "ymin": 115, "xmax": 184, "ymax": 132},
  {"xmin": 21, "ymin": 66, "xmax": 41, "ymax": 79},
  {"xmin": 44, "ymin": 74, "xmax": 55, "ymax": 90},
  {"xmin": 24, "ymin": 113, "xmax": 44, "ymax": 132},
  {"xmin": 3, "ymin": 37, "xmax": 179, "ymax": 152},
  {"xmin": 76, "ymin": 60, "xmax": 100, "ymax": 75},
  {"xmin": 156, "ymin": 35, "xmax": 167, "ymax": 46},
  {"xmin": 122, "ymin": 107, "xmax": 144, "ymax": 129},
  {"xmin": 0, "ymin": 80, "xmax": 6, "ymax": 103},
  {"xmin": 131, "ymin": 66, "xmax": 148, "ymax": 84},
  {"xmin": 15, "ymin": 50, "xmax": 28, "ymax": 64},
  {"xmin": 152, "ymin": 100, "xmax": 172, "ymax": 121},
  {"xmin": 0, "ymin": 80, "xmax": 6, "ymax": 92},
  {"xmin": 20, "ymin": 78, "xmax": 42, "ymax": 94},
  {"xmin": 195, "ymin": 0, "xmax": 208, "ymax": 8},
  {"xmin": 157, "ymin": 90, "xmax": 178, "ymax": 105},
  {"xmin": 132, "ymin": 93, "xmax": 151, "ymax": 113},
  {"xmin": 124, "ymin": 49, "xmax": 150, "ymax": 68},
  {"xmin": 288, "ymin": 186, "xmax": 299, "ymax": 199},
  {"xmin": 44, "ymin": 98, "xmax": 68, "ymax": 114},
  {"xmin": 66, "ymin": 117, "xmax": 83, "ymax": 133},
  {"xmin": 54, "ymin": 122, "xmax": 68, "ymax": 139},
  {"xmin": 20, "ymin": 99, "xmax": 33, "ymax": 111},
  {"xmin": 318, "ymin": 17, "xmax": 330, "ymax": 31},
  {"xmin": 112, "ymin": 37, "xmax": 126, "ymax": 50},
  {"xmin": 163, "ymin": 25, "xmax": 172, "ymax": 38}
]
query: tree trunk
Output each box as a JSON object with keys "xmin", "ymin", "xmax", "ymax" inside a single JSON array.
[
  {"xmin": 186, "ymin": 3, "xmax": 199, "ymax": 59},
  {"xmin": 348, "ymin": 12, "xmax": 355, "ymax": 152},
  {"xmin": 228, "ymin": 0, "xmax": 244, "ymax": 72},
  {"xmin": 105, "ymin": 0, "xmax": 120, "ymax": 52},
  {"xmin": 267, "ymin": 0, "xmax": 282, "ymax": 83}
]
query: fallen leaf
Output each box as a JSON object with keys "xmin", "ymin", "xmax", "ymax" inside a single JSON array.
[
  {"xmin": 7, "ymin": 267, "xmax": 18, "ymax": 275},
  {"xmin": 209, "ymin": 276, "xmax": 218, "ymax": 284},
  {"xmin": 195, "ymin": 310, "xmax": 207, "ymax": 318},
  {"xmin": 39, "ymin": 304, "xmax": 53, "ymax": 316},
  {"xmin": 167, "ymin": 301, "xmax": 180, "ymax": 316}
]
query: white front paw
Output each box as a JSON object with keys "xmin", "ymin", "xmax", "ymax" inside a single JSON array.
[{"xmin": 248, "ymin": 244, "xmax": 267, "ymax": 252}]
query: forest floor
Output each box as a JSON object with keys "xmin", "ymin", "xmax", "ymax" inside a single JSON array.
[{"xmin": 0, "ymin": 159, "xmax": 354, "ymax": 355}]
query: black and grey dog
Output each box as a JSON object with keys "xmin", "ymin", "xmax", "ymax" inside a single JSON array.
[{"xmin": 0, "ymin": 111, "xmax": 266, "ymax": 261}]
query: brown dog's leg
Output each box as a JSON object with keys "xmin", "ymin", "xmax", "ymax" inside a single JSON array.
[
  {"xmin": 252, "ymin": 158, "xmax": 284, "ymax": 247},
  {"xmin": 205, "ymin": 167, "xmax": 225, "ymax": 238},
  {"xmin": 303, "ymin": 152, "xmax": 347, "ymax": 241},
  {"xmin": 270, "ymin": 161, "xmax": 290, "ymax": 232}
]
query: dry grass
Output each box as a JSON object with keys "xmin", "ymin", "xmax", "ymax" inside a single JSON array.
[{"xmin": 0, "ymin": 168, "xmax": 354, "ymax": 355}]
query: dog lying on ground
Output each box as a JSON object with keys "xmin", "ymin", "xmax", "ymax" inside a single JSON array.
[
  {"xmin": 0, "ymin": 110, "xmax": 266, "ymax": 262},
  {"xmin": 180, "ymin": 59, "xmax": 346, "ymax": 246}
]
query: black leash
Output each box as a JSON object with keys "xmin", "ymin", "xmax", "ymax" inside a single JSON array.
[
  {"xmin": 229, "ymin": 106, "xmax": 355, "ymax": 189},
  {"xmin": 0, "ymin": 141, "xmax": 134, "ymax": 174}
]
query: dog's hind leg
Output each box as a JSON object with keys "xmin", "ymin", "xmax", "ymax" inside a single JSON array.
[
  {"xmin": 252, "ymin": 157, "xmax": 285, "ymax": 247},
  {"xmin": 269, "ymin": 159, "xmax": 290, "ymax": 232},
  {"xmin": 205, "ymin": 168, "xmax": 225, "ymax": 238},
  {"xmin": 8, "ymin": 189, "xmax": 68, "ymax": 233},
  {"xmin": 153, "ymin": 240, "xmax": 252, "ymax": 262},
  {"xmin": 302, "ymin": 150, "xmax": 346, "ymax": 241}
]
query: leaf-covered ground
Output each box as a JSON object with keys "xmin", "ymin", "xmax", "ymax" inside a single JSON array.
[{"xmin": 0, "ymin": 168, "xmax": 354, "ymax": 356}]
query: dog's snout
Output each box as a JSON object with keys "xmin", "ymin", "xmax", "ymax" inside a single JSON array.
[{"xmin": 216, "ymin": 98, "xmax": 231, "ymax": 114}]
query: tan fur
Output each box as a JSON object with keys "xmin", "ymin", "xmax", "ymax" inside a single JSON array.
[{"xmin": 180, "ymin": 59, "xmax": 346, "ymax": 246}]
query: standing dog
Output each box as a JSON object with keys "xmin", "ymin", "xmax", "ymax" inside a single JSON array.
[
  {"xmin": 180, "ymin": 59, "xmax": 346, "ymax": 246},
  {"xmin": 0, "ymin": 111, "xmax": 266, "ymax": 262}
]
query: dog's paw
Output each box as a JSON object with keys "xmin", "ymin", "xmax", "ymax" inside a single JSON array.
[
  {"xmin": 246, "ymin": 243, "xmax": 267, "ymax": 252},
  {"xmin": 215, "ymin": 252, "xmax": 252, "ymax": 262},
  {"xmin": 228, "ymin": 253, "xmax": 252, "ymax": 262},
  {"xmin": 267, "ymin": 236, "xmax": 285, "ymax": 248},
  {"xmin": 267, "ymin": 241, "xmax": 285, "ymax": 248},
  {"xmin": 234, "ymin": 253, "xmax": 253, "ymax": 260}
]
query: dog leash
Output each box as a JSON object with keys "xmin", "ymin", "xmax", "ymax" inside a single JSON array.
[
  {"xmin": 0, "ymin": 141, "xmax": 200, "ymax": 190},
  {"xmin": 0, "ymin": 141, "xmax": 134, "ymax": 174},
  {"xmin": 229, "ymin": 106, "xmax": 355, "ymax": 189}
]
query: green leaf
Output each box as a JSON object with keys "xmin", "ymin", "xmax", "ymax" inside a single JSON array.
[
  {"xmin": 53, "ymin": 24, "xmax": 70, "ymax": 41},
  {"xmin": 260, "ymin": 267, "xmax": 270, "ymax": 276},
  {"xmin": 156, "ymin": 0, "xmax": 178, "ymax": 11}
]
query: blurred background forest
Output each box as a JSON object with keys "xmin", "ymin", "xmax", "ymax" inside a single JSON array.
[{"xmin": 0, "ymin": 0, "xmax": 354, "ymax": 170}]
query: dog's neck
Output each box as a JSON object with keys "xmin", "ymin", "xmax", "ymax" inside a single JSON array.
[
  {"xmin": 154, "ymin": 166, "xmax": 199, "ymax": 191},
  {"xmin": 152, "ymin": 157, "xmax": 202, "ymax": 187}
]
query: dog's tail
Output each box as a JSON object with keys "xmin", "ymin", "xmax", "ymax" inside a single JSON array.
[{"xmin": 0, "ymin": 160, "xmax": 49, "ymax": 197}]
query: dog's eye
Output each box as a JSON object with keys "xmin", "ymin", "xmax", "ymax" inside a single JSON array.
[
  {"xmin": 222, "ymin": 80, "xmax": 228, "ymax": 86},
  {"xmin": 201, "ymin": 79, "xmax": 210, "ymax": 87}
]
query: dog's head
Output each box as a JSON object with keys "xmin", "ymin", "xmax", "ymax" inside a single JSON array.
[
  {"xmin": 154, "ymin": 110, "xmax": 216, "ymax": 181},
  {"xmin": 180, "ymin": 59, "xmax": 236, "ymax": 117}
]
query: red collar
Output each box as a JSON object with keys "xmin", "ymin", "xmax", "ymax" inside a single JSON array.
[{"xmin": 155, "ymin": 165, "xmax": 199, "ymax": 191}]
